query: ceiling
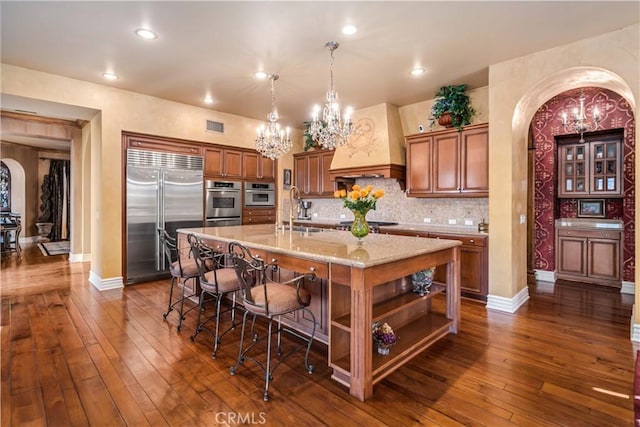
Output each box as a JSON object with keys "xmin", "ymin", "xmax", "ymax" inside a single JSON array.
[{"xmin": 1, "ymin": 1, "xmax": 638, "ymax": 149}]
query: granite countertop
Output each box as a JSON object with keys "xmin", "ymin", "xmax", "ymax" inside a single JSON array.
[
  {"xmin": 555, "ymin": 218, "xmax": 623, "ymax": 230},
  {"xmin": 178, "ymin": 224, "xmax": 461, "ymax": 268},
  {"xmin": 294, "ymin": 217, "xmax": 489, "ymax": 237}
]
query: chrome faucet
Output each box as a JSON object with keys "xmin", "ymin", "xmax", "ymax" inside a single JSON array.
[{"xmin": 289, "ymin": 185, "xmax": 301, "ymax": 230}]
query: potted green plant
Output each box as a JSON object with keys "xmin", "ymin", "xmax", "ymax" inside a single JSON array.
[
  {"xmin": 303, "ymin": 121, "xmax": 323, "ymax": 151},
  {"xmin": 429, "ymin": 84, "xmax": 476, "ymax": 131}
]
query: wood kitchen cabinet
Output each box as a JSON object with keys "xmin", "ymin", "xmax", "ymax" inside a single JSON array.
[
  {"xmin": 204, "ymin": 146, "xmax": 242, "ymax": 179},
  {"xmin": 405, "ymin": 123, "xmax": 488, "ymax": 197},
  {"xmin": 242, "ymin": 207, "xmax": 276, "ymax": 225},
  {"xmin": 556, "ymin": 225, "xmax": 621, "ymax": 287},
  {"xmin": 557, "ymin": 136, "xmax": 622, "ymax": 198},
  {"xmin": 293, "ymin": 150, "xmax": 335, "ymax": 197},
  {"xmin": 124, "ymin": 132, "xmax": 202, "ymax": 156},
  {"xmin": 383, "ymin": 228, "xmax": 488, "ymax": 301},
  {"xmin": 242, "ymin": 151, "xmax": 276, "ymax": 181}
]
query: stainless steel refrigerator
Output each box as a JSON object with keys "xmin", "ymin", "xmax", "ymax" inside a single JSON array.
[{"xmin": 126, "ymin": 149, "xmax": 204, "ymax": 284}]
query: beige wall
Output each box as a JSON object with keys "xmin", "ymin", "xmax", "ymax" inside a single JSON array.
[{"xmin": 486, "ymin": 25, "xmax": 638, "ymax": 307}]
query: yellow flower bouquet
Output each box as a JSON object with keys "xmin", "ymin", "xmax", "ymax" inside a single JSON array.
[
  {"xmin": 334, "ymin": 184, "xmax": 385, "ymax": 241},
  {"xmin": 333, "ymin": 184, "xmax": 385, "ymax": 215}
]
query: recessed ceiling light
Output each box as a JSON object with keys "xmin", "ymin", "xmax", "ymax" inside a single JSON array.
[
  {"xmin": 254, "ymin": 71, "xmax": 268, "ymax": 79},
  {"xmin": 411, "ymin": 67, "xmax": 425, "ymax": 76},
  {"xmin": 102, "ymin": 72, "xmax": 119, "ymax": 81},
  {"xmin": 135, "ymin": 28, "xmax": 157, "ymax": 40},
  {"xmin": 342, "ymin": 24, "xmax": 357, "ymax": 35},
  {"xmin": 203, "ymin": 96, "xmax": 214, "ymax": 104}
]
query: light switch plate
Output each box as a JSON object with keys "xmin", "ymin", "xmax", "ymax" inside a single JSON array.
[
  {"xmin": 464, "ymin": 220, "xmax": 473, "ymax": 226},
  {"xmin": 448, "ymin": 219, "xmax": 457, "ymax": 225},
  {"xmin": 520, "ymin": 214, "xmax": 526, "ymax": 224},
  {"xmin": 423, "ymin": 218, "xmax": 431, "ymax": 223}
]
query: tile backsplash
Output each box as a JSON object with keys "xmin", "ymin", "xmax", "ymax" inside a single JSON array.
[{"xmin": 294, "ymin": 178, "xmax": 488, "ymax": 226}]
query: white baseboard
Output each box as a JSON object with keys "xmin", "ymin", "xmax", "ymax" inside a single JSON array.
[
  {"xmin": 534, "ymin": 269, "xmax": 556, "ymax": 283},
  {"xmin": 621, "ymin": 281, "xmax": 635, "ymax": 295},
  {"xmin": 631, "ymin": 305, "xmax": 640, "ymax": 342},
  {"xmin": 69, "ymin": 253, "xmax": 91, "ymax": 263},
  {"xmin": 486, "ymin": 286, "xmax": 530, "ymax": 313},
  {"xmin": 19, "ymin": 236, "xmax": 39, "ymax": 244},
  {"xmin": 89, "ymin": 270, "xmax": 124, "ymax": 291}
]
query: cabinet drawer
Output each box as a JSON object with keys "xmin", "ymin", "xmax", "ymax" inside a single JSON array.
[
  {"xmin": 266, "ymin": 252, "xmax": 329, "ymax": 279},
  {"xmin": 243, "ymin": 216, "xmax": 274, "ymax": 224},
  {"xmin": 429, "ymin": 233, "xmax": 487, "ymax": 247},
  {"xmin": 557, "ymin": 229, "xmax": 620, "ymax": 240},
  {"xmin": 244, "ymin": 209, "xmax": 276, "ymax": 217}
]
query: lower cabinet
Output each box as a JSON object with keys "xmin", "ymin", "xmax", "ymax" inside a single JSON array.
[
  {"xmin": 242, "ymin": 208, "xmax": 276, "ymax": 225},
  {"xmin": 556, "ymin": 227, "xmax": 621, "ymax": 286},
  {"xmin": 384, "ymin": 229, "xmax": 488, "ymax": 301}
]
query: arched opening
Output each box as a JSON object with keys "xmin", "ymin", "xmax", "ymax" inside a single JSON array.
[{"xmin": 0, "ymin": 158, "xmax": 26, "ymax": 225}]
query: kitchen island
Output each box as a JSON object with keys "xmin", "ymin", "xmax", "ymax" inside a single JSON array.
[{"xmin": 178, "ymin": 224, "xmax": 461, "ymax": 401}]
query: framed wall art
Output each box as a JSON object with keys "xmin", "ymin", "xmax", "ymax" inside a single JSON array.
[{"xmin": 578, "ymin": 199, "xmax": 605, "ymax": 218}]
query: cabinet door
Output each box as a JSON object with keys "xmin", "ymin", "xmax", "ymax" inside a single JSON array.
[
  {"xmin": 406, "ymin": 137, "xmax": 433, "ymax": 196},
  {"xmin": 205, "ymin": 147, "xmax": 242, "ymax": 178},
  {"xmin": 558, "ymin": 144, "xmax": 590, "ymax": 198},
  {"xmin": 260, "ymin": 156, "xmax": 276, "ymax": 181},
  {"xmin": 223, "ymin": 149, "xmax": 242, "ymax": 179},
  {"xmin": 460, "ymin": 126, "xmax": 488, "ymax": 194},
  {"xmin": 590, "ymin": 141, "xmax": 621, "ymax": 196},
  {"xmin": 433, "ymin": 133, "xmax": 460, "ymax": 194},
  {"xmin": 319, "ymin": 151, "xmax": 335, "ymax": 196},
  {"xmin": 242, "ymin": 152, "xmax": 260, "ymax": 180},
  {"xmin": 588, "ymin": 237, "xmax": 620, "ymax": 281},
  {"xmin": 204, "ymin": 147, "xmax": 224, "ymax": 177},
  {"xmin": 294, "ymin": 155, "xmax": 308, "ymax": 194},
  {"xmin": 556, "ymin": 235, "xmax": 588, "ymax": 277},
  {"xmin": 307, "ymin": 153, "xmax": 321, "ymax": 196},
  {"xmin": 460, "ymin": 245, "xmax": 486, "ymax": 297}
]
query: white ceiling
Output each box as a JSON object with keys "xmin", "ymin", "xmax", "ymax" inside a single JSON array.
[{"xmin": 1, "ymin": 1, "xmax": 638, "ymax": 149}]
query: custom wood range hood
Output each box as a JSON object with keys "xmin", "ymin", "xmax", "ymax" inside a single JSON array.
[{"xmin": 328, "ymin": 102, "xmax": 406, "ymax": 183}]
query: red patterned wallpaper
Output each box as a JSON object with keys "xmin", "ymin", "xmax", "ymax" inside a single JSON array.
[{"xmin": 532, "ymin": 87, "xmax": 635, "ymax": 282}]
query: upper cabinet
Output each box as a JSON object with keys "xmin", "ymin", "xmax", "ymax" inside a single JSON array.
[
  {"xmin": 204, "ymin": 147, "xmax": 242, "ymax": 179},
  {"xmin": 405, "ymin": 123, "xmax": 488, "ymax": 197},
  {"xmin": 242, "ymin": 152, "xmax": 276, "ymax": 181},
  {"xmin": 557, "ymin": 137, "xmax": 622, "ymax": 198},
  {"xmin": 293, "ymin": 150, "xmax": 336, "ymax": 197}
]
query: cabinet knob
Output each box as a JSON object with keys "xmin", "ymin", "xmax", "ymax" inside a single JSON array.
[
  {"xmin": 309, "ymin": 266, "xmax": 316, "ymax": 273},
  {"xmin": 469, "ymin": 239, "xmax": 475, "ymax": 243},
  {"xmin": 271, "ymin": 258, "xmax": 277, "ymax": 263}
]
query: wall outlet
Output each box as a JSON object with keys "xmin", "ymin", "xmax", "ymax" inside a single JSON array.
[
  {"xmin": 340, "ymin": 214, "xmax": 346, "ymax": 219},
  {"xmin": 313, "ymin": 212, "xmax": 318, "ymax": 217},
  {"xmin": 423, "ymin": 218, "xmax": 431, "ymax": 223},
  {"xmin": 448, "ymin": 219, "xmax": 457, "ymax": 225},
  {"xmin": 464, "ymin": 219, "xmax": 473, "ymax": 226}
]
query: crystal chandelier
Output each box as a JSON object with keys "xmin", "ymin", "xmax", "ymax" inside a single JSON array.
[
  {"xmin": 309, "ymin": 41, "xmax": 353, "ymax": 150},
  {"xmin": 256, "ymin": 74, "xmax": 291, "ymax": 160},
  {"xmin": 560, "ymin": 91, "xmax": 600, "ymax": 143}
]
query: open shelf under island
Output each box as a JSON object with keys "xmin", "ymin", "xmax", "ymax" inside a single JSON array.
[{"xmin": 177, "ymin": 224, "xmax": 461, "ymax": 401}]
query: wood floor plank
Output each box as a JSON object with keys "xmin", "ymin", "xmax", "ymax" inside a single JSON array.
[{"xmin": 0, "ymin": 244, "xmax": 636, "ymax": 426}]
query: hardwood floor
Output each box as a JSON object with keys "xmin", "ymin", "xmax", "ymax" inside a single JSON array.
[{"xmin": 1, "ymin": 244, "xmax": 637, "ymax": 426}]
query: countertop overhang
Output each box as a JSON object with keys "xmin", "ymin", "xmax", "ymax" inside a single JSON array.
[
  {"xmin": 177, "ymin": 224, "xmax": 461, "ymax": 268},
  {"xmin": 294, "ymin": 218, "xmax": 489, "ymax": 237}
]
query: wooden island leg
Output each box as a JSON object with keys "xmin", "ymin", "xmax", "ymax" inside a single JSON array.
[{"xmin": 349, "ymin": 267, "xmax": 373, "ymax": 401}]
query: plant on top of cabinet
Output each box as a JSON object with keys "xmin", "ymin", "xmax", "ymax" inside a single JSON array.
[
  {"xmin": 303, "ymin": 121, "xmax": 324, "ymax": 151},
  {"xmin": 429, "ymin": 84, "xmax": 476, "ymax": 131}
]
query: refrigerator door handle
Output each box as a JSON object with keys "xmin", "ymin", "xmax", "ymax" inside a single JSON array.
[{"xmin": 157, "ymin": 172, "xmax": 163, "ymax": 271}]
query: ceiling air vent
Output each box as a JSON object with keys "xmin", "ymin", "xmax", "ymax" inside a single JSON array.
[{"xmin": 206, "ymin": 120, "xmax": 224, "ymax": 134}]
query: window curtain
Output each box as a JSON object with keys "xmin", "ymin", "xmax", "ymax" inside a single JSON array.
[{"xmin": 38, "ymin": 160, "xmax": 70, "ymax": 241}]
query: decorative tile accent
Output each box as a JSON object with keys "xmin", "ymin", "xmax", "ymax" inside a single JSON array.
[{"xmin": 301, "ymin": 178, "xmax": 488, "ymax": 227}]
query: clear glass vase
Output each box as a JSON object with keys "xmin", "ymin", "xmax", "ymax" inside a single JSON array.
[{"xmin": 350, "ymin": 209, "xmax": 370, "ymax": 243}]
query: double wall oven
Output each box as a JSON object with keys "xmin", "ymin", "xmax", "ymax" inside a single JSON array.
[{"xmin": 205, "ymin": 180, "xmax": 242, "ymax": 226}]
